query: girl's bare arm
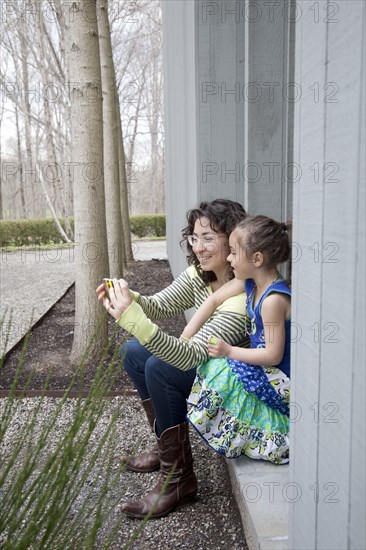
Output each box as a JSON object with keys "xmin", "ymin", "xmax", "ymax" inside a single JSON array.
[
  {"xmin": 208, "ymin": 293, "xmax": 290, "ymax": 366},
  {"xmin": 181, "ymin": 278, "xmax": 244, "ymax": 339}
]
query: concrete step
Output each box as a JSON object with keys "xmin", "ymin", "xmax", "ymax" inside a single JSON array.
[{"xmin": 226, "ymin": 456, "xmax": 289, "ymax": 550}]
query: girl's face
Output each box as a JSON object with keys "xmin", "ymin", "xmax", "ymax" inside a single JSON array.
[
  {"xmin": 190, "ymin": 216, "xmax": 230, "ymax": 274},
  {"xmin": 227, "ymin": 228, "xmax": 255, "ymax": 280}
]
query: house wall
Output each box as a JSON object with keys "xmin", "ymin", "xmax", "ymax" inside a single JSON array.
[
  {"xmin": 162, "ymin": 1, "xmax": 365, "ymax": 546},
  {"xmin": 289, "ymin": 1, "xmax": 365, "ymax": 548},
  {"xmin": 246, "ymin": 0, "xmax": 295, "ymax": 220},
  {"xmin": 161, "ymin": 0, "xmax": 199, "ymax": 277},
  {"xmin": 197, "ymin": 0, "xmax": 246, "ymax": 205},
  {"xmin": 163, "ymin": 0, "xmax": 294, "ymax": 277}
]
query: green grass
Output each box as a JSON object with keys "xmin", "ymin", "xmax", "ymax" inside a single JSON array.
[{"xmin": 0, "ymin": 318, "xmax": 171, "ymax": 548}]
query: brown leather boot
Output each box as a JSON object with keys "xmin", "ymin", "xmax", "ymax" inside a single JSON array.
[
  {"xmin": 121, "ymin": 399, "xmax": 159, "ymax": 473},
  {"xmin": 120, "ymin": 421, "xmax": 198, "ymax": 519}
]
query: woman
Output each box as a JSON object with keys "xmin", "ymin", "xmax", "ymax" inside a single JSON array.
[{"xmin": 96, "ymin": 199, "xmax": 248, "ymax": 519}]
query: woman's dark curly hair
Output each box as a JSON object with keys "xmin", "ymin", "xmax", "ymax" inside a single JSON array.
[{"xmin": 181, "ymin": 199, "xmax": 247, "ymax": 284}]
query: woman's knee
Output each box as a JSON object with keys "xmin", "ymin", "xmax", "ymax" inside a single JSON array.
[
  {"xmin": 144, "ymin": 355, "xmax": 168, "ymax": 387},
  {"xmin": 145, "ymin": 357, "xmax": 196, "ymax": 398},
  {"xmin": 120, "ymin": 339, "xmax": 148, "ymax": 376}
]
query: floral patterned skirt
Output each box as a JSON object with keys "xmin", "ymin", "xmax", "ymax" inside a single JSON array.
[{"xmin": 186, "ymin": 357, "xmax": 290, "ymax": 464}]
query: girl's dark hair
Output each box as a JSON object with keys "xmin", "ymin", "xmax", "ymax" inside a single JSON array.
[
  {"xmin": 181, "ymin": 199, "xmax": 247, "ymax": 284},
  {"xmin": 236, "ymin": 215, "xmax": 292, "ymax": 284}
]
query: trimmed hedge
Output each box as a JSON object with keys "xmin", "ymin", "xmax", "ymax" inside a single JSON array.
[
  {"xmin": 0, "ymin": 218, "xmax": 73, "ymax": 247},
  {"xmin": 129, "ymin": 214, "xmax": 166, "ymax": 238},
  {"xmin": 0, "ymin": 215, "xmax": 166, "ymax": 247}
]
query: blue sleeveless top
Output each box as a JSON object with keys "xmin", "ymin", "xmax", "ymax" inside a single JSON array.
[{"xmin": 245, "ymin": 278, "xmax": 291, "ymax": 378}]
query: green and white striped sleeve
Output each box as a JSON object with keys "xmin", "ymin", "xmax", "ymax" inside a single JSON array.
[
  {"xmin": 117, "ymin": 293, "xmax": 249, "ymax": 371},
  {"xmin": 129, "ymin": 267, "xmax": 197, "ymax": 320}
]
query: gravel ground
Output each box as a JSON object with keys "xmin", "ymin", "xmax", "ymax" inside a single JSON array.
[{"xmin": 0, "ymin": 394, "xmax": 248, "ymax": 549}]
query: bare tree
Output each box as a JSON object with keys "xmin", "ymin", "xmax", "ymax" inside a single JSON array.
[
  {"xmin": 97, "ymin": 0, "xmax": 124, "ymax": 276},
  {"xmin": 0, "ymin": 2, "xmax": 71, "ymax": 225},
  {"xmin": 0, "ymin": 67, "xmax": 4, "ymax": 219},
  {"xmin": 116, "ymin": 97, "xmax": 133, "ymax": 262},
  {"xmin": 15, "ymin": 105, "xmax": 27, "ymax": 218},
  {"xmin": 111, "ymin": 0, "xmax": 164, "ymax": 214},
  {"xmin": 63, "ymin": 0, "xmax": 110, "ymax": 363},
  {"xmin": 18, "ymin": 16, "xmax": 40, "ymax": 217},
  {"xmin": 0, "ymin": 0, "xmax": 165, "ymax": 220}
]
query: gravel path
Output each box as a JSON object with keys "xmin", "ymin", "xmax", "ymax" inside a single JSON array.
[
  {"xmin": 0, "ymin": 247, "xmax": 75, "ymax": 355},
  {"xmin": 0, "ymin": 394, "xmax": 247, "ymax": 549}
]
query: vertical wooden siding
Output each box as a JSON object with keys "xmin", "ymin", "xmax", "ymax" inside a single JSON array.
[
  {"xmin": 163, "ymin": 0, "xmax": 296, "ymax": 280},
  {"xmin": 161, "ymin": 0, "xmax": 199, "ymax": 277},
  {"xmin": 290, "ymin": 2, "xmax": 366, "ymax": 549},
  {"xmin": 197, "ymin": 0, "xmax": 246, "ymax": 204},
  {"xmin": 246, "ymin": 0, "xmax": 295, "ymax": 221}
]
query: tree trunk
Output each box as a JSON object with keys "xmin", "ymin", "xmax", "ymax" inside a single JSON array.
[
  {"xmin": 125, "ymin": 76, "xmax": 144, "ymax": 214},
  {"xmin": 38, "ymin": 16, "xmax": 61, "ymax": 205},
  {"xmin": 8, "ymin": 30, "xmax": 29, "ymax": 218},
  {"xmin": 35, "ymin": 163, "xmax": 72, "ymax": 243},
  {"xmin": 19, "ymin": 26, "xmax": 37, "ymax": 217},
  {"xmin": 97, "ymin": 0, "xmax": 124, "ymax": 277},
  {"xmin": 145, "ymin": 35, "xmax": 163, "ymax": 214},
  {"xmin": 63, "ymin": 139, "xmax": 74, "ymax": 240},
  {"xmin": 63, "ymin": 0, "xmax": 109, "ymax": 364},
  {"xmin": 59, "ymin": 0, "xmax": 74, "ymax": 239},
  {"xmin": 116, "ymin": 97, "xmax": 133, "ymax": 263},
  {"xmin": 0, "ymin": 93, "xmax": 3, "ymax": 219},
  {"xmin": 15, "ymin": 105, "xmax": 27, "ymax": 218},
  {"xmin": 37, "ymin": 15, "xmax": 71, "ymax": 242}
]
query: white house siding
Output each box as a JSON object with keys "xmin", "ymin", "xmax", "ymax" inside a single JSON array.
[
  {"xmin": 290, "ymin": 2, "xmax": 365, "ymax": 549},
  {"xmin": 161, "ymin": 0, "xmax": 199, "ymax": 277},
  {"xmin": 163, "ymin": 0, "xmax": 295, "ymax": 275},
  {"xmin": 162, "ymin": 0, "xmax": 249, "ymax": 277},
  {"xmin": 197, "ymin": 1, "xmax": 246, "ymax": 205},
  {"xmin": 246, "ymin": 0, "xmax": 295, "ymax": 221}
]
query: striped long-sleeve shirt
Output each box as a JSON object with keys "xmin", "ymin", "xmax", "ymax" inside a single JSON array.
[{"xmin": 117, "ymin": 265, "xmax": 249, "ymax": 371}]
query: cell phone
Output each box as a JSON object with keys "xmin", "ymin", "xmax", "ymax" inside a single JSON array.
[{"xmin": 103, "ymin": 278, "xmax": 114, "ymax": 299}]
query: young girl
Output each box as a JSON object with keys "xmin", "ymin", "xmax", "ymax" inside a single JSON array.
[{"xmin": 183, "ymin": 215, "xmax": 291, "ymax": 464}]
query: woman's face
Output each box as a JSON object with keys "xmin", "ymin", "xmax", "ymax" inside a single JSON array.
[{"xmin": 190, "ymin": 216, "xmax": 230, "ymax": 274}]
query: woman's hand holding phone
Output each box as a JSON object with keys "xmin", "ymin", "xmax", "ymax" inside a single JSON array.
[{"xmin": 96, "ymin": 278, "xmax": 133, "ymax": 320}]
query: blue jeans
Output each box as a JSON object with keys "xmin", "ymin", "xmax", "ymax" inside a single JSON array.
[{"xmin": 121, "ymin": 338, "xmax": 197, "ymax": 436}]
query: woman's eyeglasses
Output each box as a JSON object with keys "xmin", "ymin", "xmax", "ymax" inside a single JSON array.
[{"xmin": 187, "ymin": 234, "xmax": 226, "ymax": 247}]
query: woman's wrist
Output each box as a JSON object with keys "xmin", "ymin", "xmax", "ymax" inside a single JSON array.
[
  {"xmin": 116, "ymin": 301, "xmax": 158, "ymax": 344},
  {"xmin": 116, "ymin": 301, "xmax": 135, "ymax": 323}
]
